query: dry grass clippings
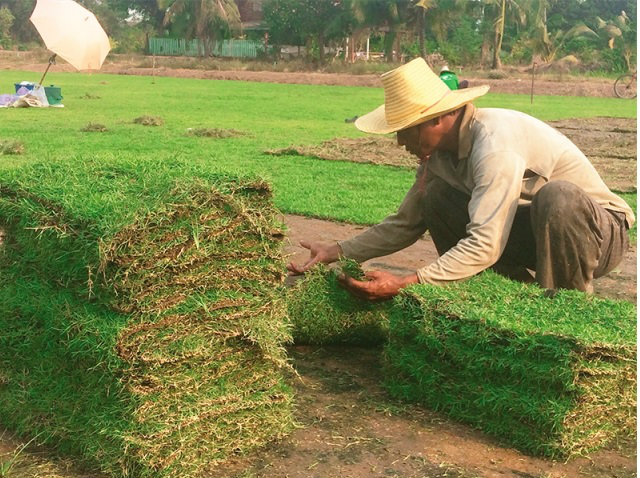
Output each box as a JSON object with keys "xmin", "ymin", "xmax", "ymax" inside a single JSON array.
[
  {"xmin": 0, "ymin": 435, "xmax": 83, "ymax": 478},
  {"xmin": 134, "ymin": 116, "xmax": 164, "ymax": 126},
  {"xmin": 186, "ymin": 128, "xmax": 248, "ymax": 138},
  {"xmin": 265, "ymin": 137, "xmax": 416, "ymax": 169},
  {"xmin": 0, "ymin": 140, "xmax": 25, "ymax": 155},
  {"xmin": 80, "ymin": 123, "xmax": 108, "ymax": 133}
]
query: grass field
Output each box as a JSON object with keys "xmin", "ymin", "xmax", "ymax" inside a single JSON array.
[
  {"xmin": 0, "ymin": 69, "xmax": 636, "ymax": 477},
  {"xmin": 0, "ymin": 70, "xmax": 636, "ymax": 225}
]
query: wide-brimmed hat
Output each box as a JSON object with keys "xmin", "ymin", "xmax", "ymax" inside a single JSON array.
[{"xmin": 355, "ymin": 58, "xmax": 489, "ymax": 134}]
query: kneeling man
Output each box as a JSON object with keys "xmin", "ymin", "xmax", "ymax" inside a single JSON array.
[{"xmin": 288, "ymin": 58, "xmax": 634, "ymax": 300}]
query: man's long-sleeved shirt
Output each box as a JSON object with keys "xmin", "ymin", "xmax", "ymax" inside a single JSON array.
[{"xmin": 339, "ymin": 105, "xmax": 635, "ymax": 285}]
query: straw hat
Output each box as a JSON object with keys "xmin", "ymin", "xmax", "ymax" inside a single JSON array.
[{"xmin": 355, "ymin": 58, "xmax": 489, "ymax": 135}]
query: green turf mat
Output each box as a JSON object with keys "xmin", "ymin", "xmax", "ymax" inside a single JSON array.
[
  {"xmin": 0, "ymin": 158, "xmax": 294, "ymax": 477},
  {"xmin": 384, "ymin": 271, "xmax": 636, "ymax": 457},
  {"xmin": 287, "ymin": 261, "xmax": 390, "ymax": 345}
]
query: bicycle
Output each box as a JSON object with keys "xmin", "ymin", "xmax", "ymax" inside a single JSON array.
[{"xmin": 613, "ymin": 70, "xmax": 637, "ymax": 99}]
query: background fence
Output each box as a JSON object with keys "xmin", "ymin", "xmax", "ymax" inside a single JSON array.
[{"xmin": 149, "ymin": 38, "xmax": 270, "ymax": 58}]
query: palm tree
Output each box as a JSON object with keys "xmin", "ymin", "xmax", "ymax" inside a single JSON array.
[
  {"xmin": 351, "ymin": 0, "xmax": 407, "ymax": 62},
  {"xmin": 527, "ymin": 0, "xmax": 597, "ymax": 63},
  {"xmin": 158, "ymin": 0, "xmax": 241, "ymax": 57},
  {"xmin": 483, "ymin": 0, "xmax": 526, "ymax": 69},
  {"xmin": 529, "ymin": 8, "xmax": 632, "ymax": 68},
  {"xmin": 415, "ymin": 0, "xmax": 436, "ymax": 59},
  {"xmin": 594, "ymin": 11, "xmax": 634, "ymax": 69}
]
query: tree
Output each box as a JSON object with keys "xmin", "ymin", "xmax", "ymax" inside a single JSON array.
[
  {"xmin": 159, "ymin": 0, "xmax": 241, "ymax": 57},
  {"xmin": 418, "ymin": 0, "xmax": 483, "ymax": 66},
  {"xmin": 351, "ymin": 0, "xmax": 412, "ymax": 62},
  {"xmin": 482, "ymin": 0, "xmax": 526, "ymax": 68},
  {"xmin": 533, "ymin": 24, "xmax": 598, "ymax": 63},
  {"xmin": 594, "ymin": 11, "xmax": 635, "ymax": 68},
  {"xmin": 104, "ymin": 0, "xmax": 165, "ymax": 53},
  {"xmin": 0, "ymin": 6, "xmax": 14, "ymax": 48},
  {"xmin": 404, "ymin": 0, "xmax": 464, "ymax": 63},
  {"xmin": 524, "ymin": 0, "xmax": 597, "ymax": 63},
  {"xmin": 0, "ymin": 0, "xmax": 123, "ymax": 48},
  {"xmin": 415, "ymin": 0, "xmax": 436, "ymax": 59},
  {"xmin": 114, "ymin": 0, "xmax": 166, "ymax": 28},
  {"xmin": 264, "ymin": 0, "xmax": 350, "ymax": 63},
  {"xmin": 263, "ymin": 0, "xmax": 304, "ymax": 50},
  {"xmin": 349, "ymin": 0, "xmax": 382, "ymax": 58},
  {"xmin": 550, "ymin": 0, "xmax": 636, "ymax": 70},
  {"xmin": 0, "ymin": 0, "xmax": 38, "ymax": 44},
  {"xmin": 75, "ymin": 0, "xmax": 122, "ymax": 37},
  {"xmin": 538, "ymin": 0, "xmax": 636, "ymax": 69},
  {"xmin": 421, "ymin": 0, "xmax": 458, "ymax": 45}
]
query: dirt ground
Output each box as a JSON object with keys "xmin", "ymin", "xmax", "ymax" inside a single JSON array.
[
  {"xmin": 0, "ymin": 55, "xmax": 637, "ymax": 478},
  {"xmin": 99, "ymin": 66, "xmax": 617, "ymax": 98},
  {"xmin": 0, "ymin": 50, "xmax": 621, "ymax": 97},
  {"xmin": 210, "ymin": 345, "xmax": 636, "ymax": 478}
]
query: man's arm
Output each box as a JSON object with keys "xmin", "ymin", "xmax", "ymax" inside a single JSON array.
[
  {"xmin": 339, "ymin": 164, "xmax": 430, "ymax": 262},
  {"xmin": 339, "ymin": 152, "xmax": 526, "ymax": 300},
  {"xmin": 288, "ymin": 164, "xmax": 430, "ymax": 274}
]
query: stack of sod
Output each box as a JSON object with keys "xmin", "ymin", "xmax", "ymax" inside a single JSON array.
[
  {"xmin": 385, "ymin": 271, "xmax": 636, "ymax": 457},
  {"xmin": 287, "ymin": 260, "xmax": 390, "ymax": 345},
  {"xmin": 0, "ymin": 158, "xmax": 293, "ymax": 477}
]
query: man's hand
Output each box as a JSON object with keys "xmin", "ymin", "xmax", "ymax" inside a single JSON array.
[
  {"xmin": 286, "ymin": 240, "xmax": 342, "ymax": 275},
  {"xmin": 338, "ymin": 270, "xmax": 419, "ymax": 301}
]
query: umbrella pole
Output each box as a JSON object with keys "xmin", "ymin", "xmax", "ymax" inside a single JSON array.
[{"xmin": 38, "ymin": 54, "xmax": 57, "ymax": 86}]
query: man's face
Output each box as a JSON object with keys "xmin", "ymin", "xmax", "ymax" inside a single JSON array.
[{"xmin": 396, "ymin": 117, "xmax": 446, "ymax": 161}]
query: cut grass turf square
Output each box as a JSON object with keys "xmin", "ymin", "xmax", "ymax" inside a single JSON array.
[
  {"xmin": 384, "ymin": 271, "xmax": 636, "ymax": 457},
  {"xmin": 287, "ymin": 262, "xmax": 390, "ymax": 346},
  {"xmin": 0, "ymin": 158, "xmax": 293, "ymax": 477}
]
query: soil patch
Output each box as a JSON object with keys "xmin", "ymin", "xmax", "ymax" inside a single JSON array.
[
  {"xmin": 133, "ymin": 115, "xmax": 164, "ymax": 126},
  {"xmin": 0, "ymin": 430, "xmax": 99, "ymax": 478},
  {"xmin": 0, "ymin": 140, "xmax": 25, "ymax": 155},
  {"xmin": 211, "ymin": 345, "xmax": 636, "ymax": 478},
  {"xmin": 549, "ymin": 117, "xmax": 637, "ymax": 192},
  {"xmin": 0, "ymin": 51, "xmax": 620, "ymax": 98},
  {"xmin": 80, "ymin": 123, "xmax": 107, "ymax": 133},
  {"xmin": 92, "ymin": 67, "xmax": 621, "ymax": 98}
]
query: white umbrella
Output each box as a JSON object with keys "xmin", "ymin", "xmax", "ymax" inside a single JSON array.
[{"xmin": 30, "ymin": 0, "xmax": 111, "ymax": 84}]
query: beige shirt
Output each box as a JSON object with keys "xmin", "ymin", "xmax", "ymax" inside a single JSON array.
[{"xmin": 339, "ymin": 105, "xmax": 635, "ymax": 285}]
